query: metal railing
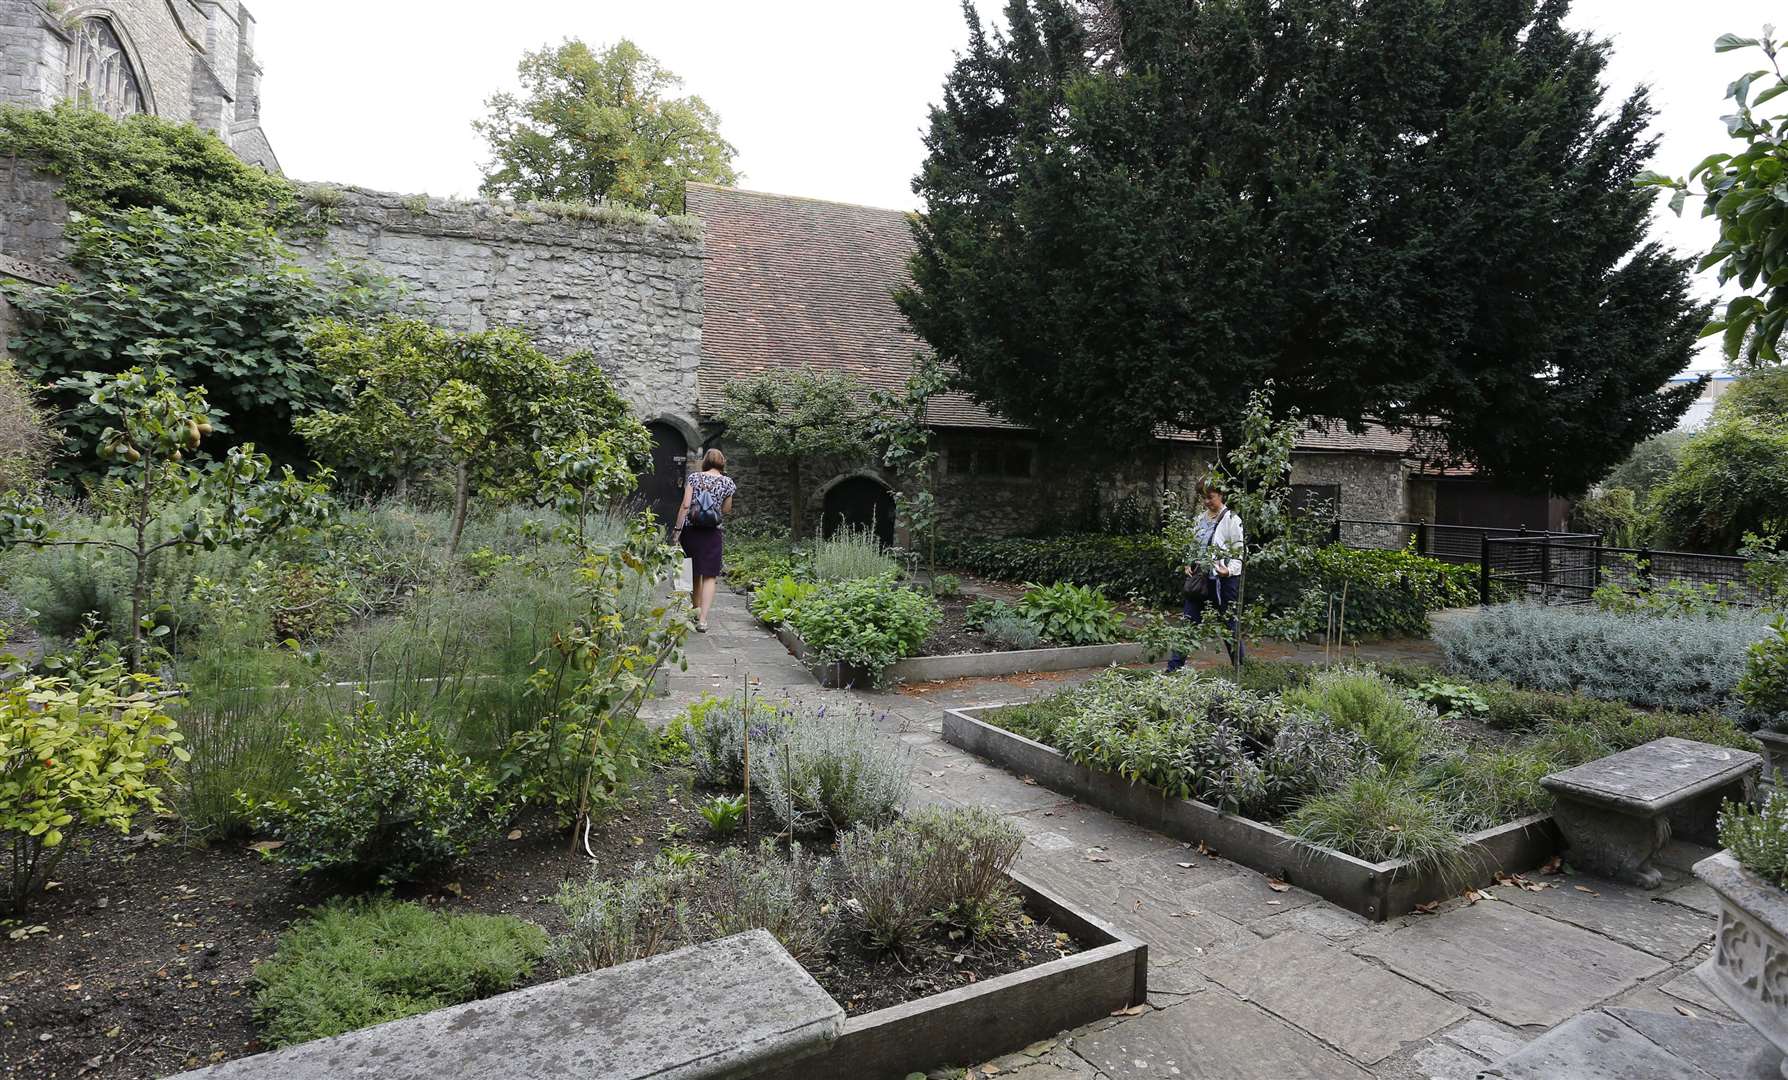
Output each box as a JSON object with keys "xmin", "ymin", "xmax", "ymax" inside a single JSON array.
[
  {"xmin": 1330, "ymin": 518, "xmax": 1590, "ymax": 565},
  {"xmin": 1478, "ymin": 536, "xmax": 1759, "ymax": 607}
]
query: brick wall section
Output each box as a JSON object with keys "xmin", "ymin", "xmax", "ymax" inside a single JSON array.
[{"xmin": 293, "ymin": 187, "xmax": 707, "ymax": 434}]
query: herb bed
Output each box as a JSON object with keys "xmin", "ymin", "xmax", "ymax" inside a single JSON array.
[
  {"xmin": 3, "ymin": 769, "xmax": 1138, "ymax": 1079},
  {"xmin": 944, "ymin": 704, "xmax": 1557, "ymax": 921}
]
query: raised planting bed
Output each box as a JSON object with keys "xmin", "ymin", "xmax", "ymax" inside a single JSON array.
[
  {"xmin": 754, "ymin": 867, "xmax": 1146, "ymax": 1080},
  {"xmin": 944, "ymin": 705, "xmax": 1559, "ymax": 922},
  {"xmin": 773, "ymin": 621, "xmax": 1146, "ymax": 688}
]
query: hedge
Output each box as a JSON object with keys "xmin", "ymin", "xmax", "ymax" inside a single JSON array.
[{"xmin": 938, "ymin": 533, "xmax": 1477, "ymax": 640}]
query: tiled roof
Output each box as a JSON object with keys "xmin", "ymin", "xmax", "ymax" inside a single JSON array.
[
  {"xmin": 685, "ymin": 182, "xmax": 1005, "ymax": 428},
  {"xmin": 685, "ymin": 182, "xmax": 1455, "ymax": 464}
]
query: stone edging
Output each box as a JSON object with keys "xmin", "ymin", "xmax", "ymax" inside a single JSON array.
[
  {"xmin": 944, "ymin": 705, "xmax": 1559, "ymax": 921},
  {"xmin": 753, "ymin": 868, "xmax": 1148, "ymax": 1080}
]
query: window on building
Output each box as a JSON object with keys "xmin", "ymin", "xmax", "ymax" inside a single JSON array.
[
  {"xmin": 65, "ymin": 18, "xmax": 146, "ymax": 119},
  {"xmin": 972, "ymin": 443, "xmax": 1002, "ymax": 476},
  {"xmin": 1289, "ymin": 483, "xmax": 1341, "ymax": 519},
  {"xmin": 1002, "ymin": 445, "xmax": 1034, "ymax": 478},
  {"xmin": 946, "ymin": 441, "xmax": 973, "ymax": 476}
]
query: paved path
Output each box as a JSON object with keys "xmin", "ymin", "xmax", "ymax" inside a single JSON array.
[{"xmin": 658, "ymin": 588, "xmax": 1762, "ymax": 1079}]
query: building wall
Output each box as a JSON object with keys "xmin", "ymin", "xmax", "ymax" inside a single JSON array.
[
  {"xmin": 0, "ymin": 1, "xmax": 272, "ymax": 165},
  {"xmin": 294, "ymin": 187, "xmax": 707, "ymax": 438}
]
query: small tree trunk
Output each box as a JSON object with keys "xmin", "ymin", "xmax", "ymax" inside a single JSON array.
[
  {"xmin": 448, "ymin": 460, "xmax": 471, "ymax": 556},
  {"xmin": 128, "ymin": 457, "xmax": 155, "ymax": 673},
  {"xmin": 789, "ymin": 458, "xmax": 803, "ymax": 540}
]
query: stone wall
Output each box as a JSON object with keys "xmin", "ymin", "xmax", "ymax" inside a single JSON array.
[
  {"xmin": 0, "ymin": 1, "xmax": 273, "ymax": 165},
  {"xmin": 297, "ymin": 187, "xmax": 707, "ymax": 439},
  {"xmin": 0, "ymin": 154, "xmax": 67, "ymax": 266}
]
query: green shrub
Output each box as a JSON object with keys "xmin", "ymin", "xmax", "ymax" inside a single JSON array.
[
  {"xmin": 962, "ymin": 597, "xmax": 1009, "ymax": 632},
  {"xmin": 682, "ymin": 693, "xmax": 786, "ymax": 789},
  {"xmin": 1406, "ymin": 679, "xmax": 1489, "ymax": 719},
  {"xmin": 697, "ymin": 794, "xmax": 748, "ymax": 836},
  {"xmin": 1224, "ymin": 659, "xmax": 1316, "ymax": 696},
  {"xmin": 939, "ymin": 533, "xmax": 1473, "ymax": 637},
  {"xmin": 724, "ymin": 538, "xmax": 802, "ymax": 591},
  {"xmin": 1437, "ymin": 604, "xmax": 1767, "ymax": 717},
  {"xmin": 696, "ymin": 839, "xmax": 835, "ymax": 967},
  {"xmin": 984, "ymin": 692, "xmax": 1082, "ymax": 746},
  {"xmin": 1282, "ymin": 667, "xmax": 1439, "ymax": 774},
  {"xmin": 785, "ymin": 575, "xmax": 939, "ymax": 673},
  {"xmin": 241, "ymin": 706, "xmax": 511, "ymax": 885},
  {"xmin": 1285, "ymin": 773, "xmax": 1465, "ymax": 870},
  {"xmin": 752, "ymin": 704, "xmax": 912, "ymax": 836},
  {"xmin": 1, "ymin": 663, "xmax": 185, "ymax": 913},
  {"xmin": 551, "ymin": 857, "xmax": 696, "ymax": 974},
  {"xmin": 750, "ymin": 576, "xmax": 815, "ymax": 626},
  {"xmin": 1718, "ymin": 787, "xmax": 1788, "ymax": 888},
  {"xmin": 931, "ymin": 573, "xmax": 963, "ymax": 598},
  {"xmin": 983, "ymin": 612, "xmax": 1045, "ymax": 650},
  {"xmin": 1016, "ymin": 581, "xmax": 1125, "ymax": 645},
  {"xmin": 1738, "ymin": 616, "xmax": 1788, "ymax": 728},
  {"xmin": 252, "ymin": 900, "xmax": 546, "ymax": 1048},
  {"xmin": 1427, "ymin": 748, "xmax": 1559, "ymax": 831},
  {"xmin": 836, "ymin": 807, "xmax": 1024, "ymax": 953},
  {"xmin": 812, "ymin": 526, "xmax": 899, "ymax": 581}
]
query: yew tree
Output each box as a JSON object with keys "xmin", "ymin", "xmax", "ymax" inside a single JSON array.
[{"xmin": 902, "ymin": 0, "xmax": 1708, "ymax": 494}]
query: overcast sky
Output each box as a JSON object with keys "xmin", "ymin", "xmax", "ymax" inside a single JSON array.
[{"xmin": 256, "ymin": 1, "xmax": 1781, "ymax": 369}]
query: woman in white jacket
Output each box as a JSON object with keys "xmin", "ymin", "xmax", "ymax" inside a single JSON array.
[{"xmin": 1167, "ymin": 481, "xmax": 1244, "ymax": 671}]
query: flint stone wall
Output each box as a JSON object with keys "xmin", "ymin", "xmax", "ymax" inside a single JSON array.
[{"xmin": 294, "ymin": 187, "xmax": 706, "ymax": 433}]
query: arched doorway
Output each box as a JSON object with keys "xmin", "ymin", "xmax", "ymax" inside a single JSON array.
[
  {"xmin": 821, "ymin": 476, "xmax": 896, "ymax": 547},
  {"xmin": 639, "ymin": 422, "xmax": 688, "ymax": 533}
]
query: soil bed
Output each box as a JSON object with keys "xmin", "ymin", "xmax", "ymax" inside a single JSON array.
[{"xmin": 2, "ymin": 768, "xmax": 1079, "ymax": 1080}]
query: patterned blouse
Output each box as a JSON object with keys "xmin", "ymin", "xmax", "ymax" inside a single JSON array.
[{"xmin": 685, "ymin": 471, "xmax": 736, "ymax": 524}]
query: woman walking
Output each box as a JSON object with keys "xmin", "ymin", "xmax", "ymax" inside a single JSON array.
[
  {"xmin": 671, "ymin": 448, "xmax": 735, "ymax": 633},
  {"xmin": 1167, "ymin": 481, "xmax": 1245, "ymax": 672}
]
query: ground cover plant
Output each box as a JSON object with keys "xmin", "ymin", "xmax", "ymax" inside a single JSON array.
[
  {"xmin": 779, "ymin": 573, "xmax": 939, "ymax": 677},
  {"xmin": 1436, "ymin": 602, "xmax": 1771, "ymax": 721},
  {"xmin": 252, "ymin": 899, "xmax": 547, "ymax": 1047},
  {"xmin": 1718, "ymin": 787, "xmax": 1788, "ymax": 889},
  {"xmin": 981, "ymin": 661, "xmax": 1760, "ymax": 871}
]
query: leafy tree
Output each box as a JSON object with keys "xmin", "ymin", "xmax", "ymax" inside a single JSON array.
[
  {"xmin": 0, "ymin": 103, "xmax": 298, "ymax": 228},
  {"xmin": 868, "ymin": 356, "xmax": 950, "ymax": 572},
  {"xmin": 474, "ymin": 38, "xmax": 738, "ymax": 215},
  {"xmin": 298, "ymin": 318, "xmax": 647, "ymax": 554},
  {"xmin": 2, "ymin": 209, "xmax": 388, "ymax": 481},
  {"xmin": 715, "ymin": 369, "xmax": 868, "ymax": 539},
  {"xmin": 1640, "ymin": 30, "xmax": 1788, "ymax": 365},
  {"xmin": 1649, "ymin": 367, "xmax": 1788, "ymax": 552},
  {"xmin": 0, "ymin": 369, "xmax": 333, "ymax": 670},
  {"xmin": 903, "ymin": 0, "xmax": 1706, "ymax": 494},
  {"xmin": 1604, "ymin": 431, "xmax": 1691, "ymax": 500}
]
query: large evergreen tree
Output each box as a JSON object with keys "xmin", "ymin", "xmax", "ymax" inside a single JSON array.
[{"xmin": 901, "ymin": 0, "xmax": 1708, "ymax": 494}]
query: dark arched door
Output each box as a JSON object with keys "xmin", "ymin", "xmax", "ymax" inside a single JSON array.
[
  {"xmin": 822, "ymin": 477, "xmax": 896, "ymax": 546},
  {"xmin": 640, "ymin": 422, "xmax": 687, "ymax": 533}
]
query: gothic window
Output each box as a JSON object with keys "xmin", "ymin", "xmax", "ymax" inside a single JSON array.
[{"xmin": 64, "ymin": 18, "xmax": 146, "ymax": 119}]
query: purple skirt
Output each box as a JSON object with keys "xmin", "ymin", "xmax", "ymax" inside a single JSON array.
[{"xmin": 680, "ymin": 525, "xmax": 724, "ymax": 578}]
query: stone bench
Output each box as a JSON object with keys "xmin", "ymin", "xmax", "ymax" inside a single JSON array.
[
  {"xmin": 1541, "ymin": 737, "xmax": 1761, "ymax": 890},
  {"xmin": 167, "ymin": 930, "xmax": 843, "ymax": 1080}
]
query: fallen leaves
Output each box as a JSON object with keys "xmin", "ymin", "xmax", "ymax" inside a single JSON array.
[
  {"xmin": 1540, "ymin": 855, "xmax": 1564, "ymax": 875},
  {"xmin": 1495, "ymin": 872, "xmax": 1553, "ymax": 893},
  {"xmin": 246, "ymin": 840, "xmax": 284, "ymax": 854},
  {"xmin": 1574, "ymin": 884, "xmax": 1600, "ymax": 896},
  {"xmin": 1674, "ymin": 1005, "xmax": 1696, "ymax": 1018},
  {"xmin": 1168, "ymin": 910, "xmax": 1201, "ymax": 918},
  {"xmin": 1176, "ymin": 862, "xmax": 1195, "ymax": 869},
  {"xmin": 1413, "ymin": 900, "xmax": 1441, "ymax": 914},
  {"xmin": 506, "ymin": 829, "xmax": 523, "ymax": 841},
  {"xmin": 1111, "ymin": 1004, "xmax": 1149, "ymax": 1017},
  {"xmin": 1266, "ymin": 878, "xmax": 1290, "ymax": 893}
]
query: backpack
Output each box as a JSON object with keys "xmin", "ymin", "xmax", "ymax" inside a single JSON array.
[{"xmin": 688, "ymin": 483, "xmax": 723, "ymax": 528}]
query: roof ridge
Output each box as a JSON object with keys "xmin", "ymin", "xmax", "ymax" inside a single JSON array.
[{"xmin": 687, "ymin": 181, "xmax": 915, "ymax": 217}]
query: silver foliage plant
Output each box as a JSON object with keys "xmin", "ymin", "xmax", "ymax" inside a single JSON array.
[
  {"xmin": 697, "ymin": 839, "xmax": 836, "ymax": 967},
  {"xmin": 549, "ymin": 857, "xmax": 695, "ymax": 975},
  {"xmin": 753, "ymin": 703, "xmax": 913, "ymax": 836},
  {"xmin": 1436, "ymin": 603, "xmax": 1770, "ymax": 716}
]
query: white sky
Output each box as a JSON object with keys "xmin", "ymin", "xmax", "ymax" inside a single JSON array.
[{"xmin": 256, "ymin": 1, "xmax": 1781, "ymax": 370}]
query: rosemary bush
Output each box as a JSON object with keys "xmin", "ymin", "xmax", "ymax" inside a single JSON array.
[
  {"xmin": 1718, "ymin": 787, "xmax": 1788, "ymax": 889},
  {"xmin": 752, "ymin": 704, "xmax": 912, "ymax": 836}
]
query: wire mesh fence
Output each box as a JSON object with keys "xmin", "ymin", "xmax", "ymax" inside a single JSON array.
[{"xmin": 1480, "ymin": 537, "xmax": 1761, "ymax": 607}]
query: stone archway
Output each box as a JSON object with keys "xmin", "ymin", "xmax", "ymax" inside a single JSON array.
[{"xmin": 821, "ymin": 475, "xmax": 896, "ymax": 547}]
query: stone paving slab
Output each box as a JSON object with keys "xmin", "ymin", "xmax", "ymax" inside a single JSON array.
[
  {"xmin": 1477, "ymin": 1009, "xmax": 1706, "ymax": 1079},
  {"xmin": 1177, "ymin": 870, "xmax": 1321, "ymax": 924},
  {"xmin": 1412, "ymin": 1041, "xmax": 1490, "ymax": 1080},
  {"xmin": 1255, "ymin": 902, "xmax": 1375, "ymax": 943},
  {"xmin": 1491, "ymin": 875, "xmax": 1713, "ymax": 961},
  {"xmin": 1656, "ymin": 965, "xmax": 1738, "ymax": 1020},
  {"xmin": 1075, "ymin": 989, "xmax": 1373, "ymax": 1079},
  {"xmin": 1351, "ymin": 899, "xmax": 1668, "ymax": 1028},
  {"xmin": 1604, "ymin": 1007, "xmax": 1772, "ymax": 1080},
  {"xmin": 1199, "ymin": 931, "xmax": 1467, "ymax": 1064}
]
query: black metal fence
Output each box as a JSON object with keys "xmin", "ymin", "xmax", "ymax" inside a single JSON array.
[
  {"xmin": 1477, "ymin": 536, "xmax": 1759, "ymax": 608},
  {"xmin": 1331, "ymin": 518, "xmax": 1590, "ymax": 565}
]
